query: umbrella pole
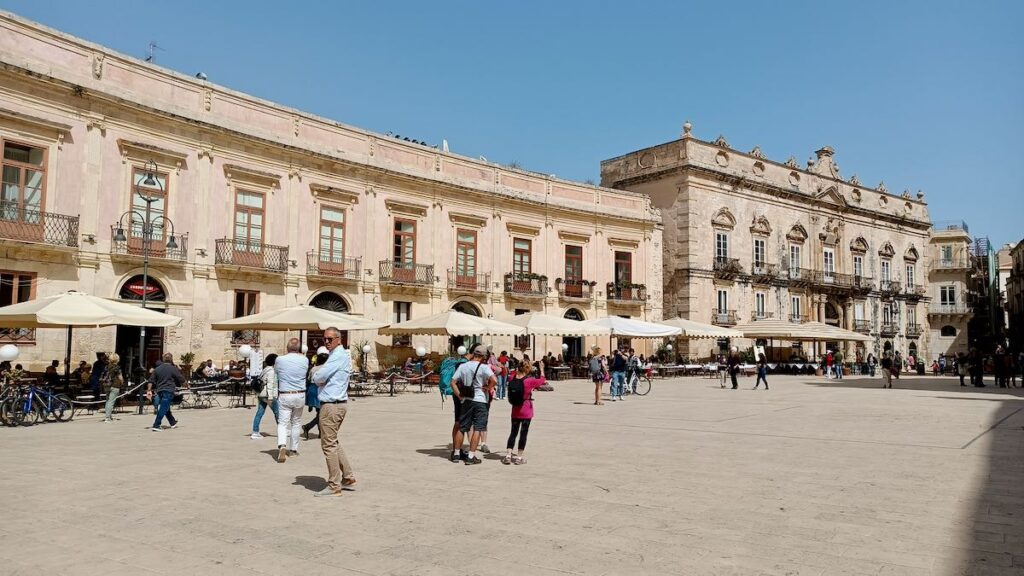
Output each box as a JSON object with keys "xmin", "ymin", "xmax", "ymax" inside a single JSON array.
[{"xmin": 64, "ymin": 325, "xmax": 72, "ymax": 387}]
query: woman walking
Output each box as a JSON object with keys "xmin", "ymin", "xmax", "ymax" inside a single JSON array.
[
  {"xmin": 503, "ymin": 366, "xmax": 546, "ymax": 465},
  {"xmin": 589, "ymin": 349, "xmax": 606, "ymax": 405},
  {"xmin": 251, "ymin": 353, "xmax": 279, "ymax": 439},
  {"xmin": 753, "ymin": 353, "xmax": 769, "ymax": 390},
  {"xmin": 101, "ymin": 353, "xmax": 124, "ymax": 422}
]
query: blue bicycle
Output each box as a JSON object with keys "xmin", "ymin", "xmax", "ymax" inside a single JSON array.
[{"xmin": 2, "ymin": 384, "xmax": 73, "ymax": 426}]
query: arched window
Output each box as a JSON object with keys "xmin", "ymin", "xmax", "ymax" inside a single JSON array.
[
  {"xmin": 309, "ymin": 291, "xmax": 349, "ymax": 313},
  {"xmin": 119, "ymin": 275, "xmax": 166, "ymax": 301},
  {"xmin": 940, "ymin": 325, "xmax": 957, "ymax": 337},
  {"xmin": 564, "ymin": 308, "xmax": 585, "ymax": 321},
  {"xmin": 451, "ymin": 300, "xmax": 482, "ymax": 317}
]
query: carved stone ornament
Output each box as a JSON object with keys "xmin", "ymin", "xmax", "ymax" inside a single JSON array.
[
  {"xmin": 877, "ymin": 181, "xmax": 888, "ymax": 193},
  {"xmin": 203, "ymin": 89, "xmax": 212, "ymax": 111},
  {"xmin": 682, "ymin": 120, "xmax": 693, "ymax": 138},
  {"xmin": 786, "ymin": 224, "xmax": 808, "ymax": 244},
  {"xmin": 849, "ymin": 174, "xmax": 861, "ymax": 185},
  {"xmin": 752, "ymin": 161, "xmax": 765, "ymax": 176},
  {"xmin": 711, "ymin": 207, "xmax": 736, "ymax": 230},
  {"xmin": 904, "ymin": 246, "xmax": 919, "ymax": 262},
  {"xmin": 818, "ymin": 217, "xmax": 843, "ymax": 245},
  {"xmin": 92, "ymin": 53, "xmax": 104, "ymax": 79},
  {"xmin": 750, "ymin": 145, "xmax": 766, "ymax": 159},
  {"xmin": 849, "ymin": 236, "xmax": 869, "ymax": 253},
  {"xmin": 749, "ymin": 215, "xmax": 772, "ymax": 236},
  {"xmin": 851, "ymin": 189, "xmax": 862, "ymax": 203},
  {"xmin": 712, "ymin": 134, "xmax": 730, "ymax": 148},
  {"xmin": 785, "ymin": 156, "xmax": 798, "ymax": 168},
  {"xmin": 878, "ymin": 242, "xmax": 896, "ymax": 257}
]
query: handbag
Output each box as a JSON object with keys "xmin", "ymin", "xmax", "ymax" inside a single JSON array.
[{"xmin": 458, "ymin": 363, "xmax": 482, "ymax": 398}]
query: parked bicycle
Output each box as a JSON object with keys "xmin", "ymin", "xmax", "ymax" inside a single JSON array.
[
  {"xmin": 1, "ymin": 384, "xmax": 74, "ymax": 426},
  {"xmin": 624, "ymin": 369, "xmax": 652, "ymax": 396}
]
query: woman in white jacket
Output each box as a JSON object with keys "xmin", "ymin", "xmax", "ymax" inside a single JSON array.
[{"xmin": 251, "ymin": 353, "xmax": 279, "ymax": 439}]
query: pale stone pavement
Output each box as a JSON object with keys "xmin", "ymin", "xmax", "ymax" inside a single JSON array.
[{"xmin": 1, "ymin": 373, "xmax": 1022, "ymax": 576}]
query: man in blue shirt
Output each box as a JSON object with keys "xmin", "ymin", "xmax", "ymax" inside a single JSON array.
[{"xmin": 311, "ymin": 327, "xmax": 356, "ymax": 497}]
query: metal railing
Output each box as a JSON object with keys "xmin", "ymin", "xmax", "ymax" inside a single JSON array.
[
  {"xmin": 447, "ymin": 269, "xmax": 490, "ymax": 292},
  {"xmin": 852, "ymin": 275, "xmax": 874, "ymax": 291},
  {"xmin": 929, "ymin": 304, "xmax": 971, "ymax": 315},
  {"xmin": 504, "ymin": 273, "xmax": 547, "ymax": 296},
  {"xmin": 231, "ymin": 329, "xmax": 260, "ymax": 346},
  {"xmin": 879, "ymin": 280, "xmax": 902, "ymax": 294},
  {"xmin": 853, "ymin": 320, "xmax": 871, "ymax": 333},
  {"xmin": 932, "ymin": 220, "xmax": 969, "ymax": 234},
  {"xmin": 557, "ymin": 279, "xmax": 595, "ymax": 300},
  {"xmin": 712, "ymin": 309, "xmax": 738, "ymax": 326},
  {"xmin": 215, "ymin": 238, "xmax": 289, "ymax": 273},
  {"xmin": 713, "ymin": 257, "xmax": 743, "ymax": 276},
  {"xmin": 750, "ymin": 262, "xmax": 779, "ymax": 278},
  {"xmin": 606, "ymin": 283, "xmax": 647, "ymax": 302},
  {"xmin": 307, "ymin": 252, "xmax": 360, "ymax": 280},
  {"xmin": 906, "ymin": 323, "xmax": 923, "ymax": 338},
  {"xmin": 110, "ymin": 226, "xmax": 188, "ymax": 262},
  {"xmin": 880, "ymin": 322, "xmax": 899, "ymax": 336},
  {"xmin": 0, "ymin": 327, "xmax": 36, "ymax": 343},
  {"xmin": 933, "ymin": 258, "xmax": 970, "ymax": 270},
  {"xmin": 0, "ymin": 202, "xmax": 79, "ymax": 248},
  {"xmin": 379, "ymin": 260, "xmax": 434, "ymax": 286}
]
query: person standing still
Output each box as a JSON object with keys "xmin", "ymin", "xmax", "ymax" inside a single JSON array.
[
  {"xmin": 311, "ymin": 327, "xmax": 357, "ymax": 496},
  {"xmin": 880, "ymin": 354, "xmax": 893, "ymax": 388},
  {"xmin": 728, "ymin": 351, "xmax": 740, "ymax": 390},
  {"xmin": 834, "ymin": 350, "xmax": 844, "ymax": 380},
  {"xmin": 90, "ymin": 352, "xmax": 108, "ymax": 399},
  {"xmin": 503, "ymin": 366, "xmax": 546, "ymax": 465},
  {"xmin": 251, "ymin": 353, "xmax": 279, "ymax": 439},
  {"xmin": 451, "ymin": 345, "xmax": 497, "ymax": 465},
  {"xmin": 146, "ymin": 353, "xmax": 185, "ymax": 431},
  {"xmin": 496, "ymin": 350, "xmax": 510, "ymax": 400},
  {"xmin": 610, "ymin": 350, "xmax": 627, "ymax": 401},
  {"xmin": 753, "ymin": 353, "xmax": 769, "ymax": 390},
  {"xmin": 275, "ymin": 339, "xmax": 310, "ymax": 462},
  {"xmin": 101, "ymin": 353, "xmax": 124, "ymax": 422},
  {"xmin": 589, "ymin": 350, "xmax": 605, "ymax": 405}
]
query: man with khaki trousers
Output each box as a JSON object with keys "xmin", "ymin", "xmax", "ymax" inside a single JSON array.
[{"xmin": 311, "ymin": 327, "xmax": 357, "ymax": 497}]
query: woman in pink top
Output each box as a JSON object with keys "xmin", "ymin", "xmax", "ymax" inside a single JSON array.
[{"xmin": 503, "ymin": 368, "xmax": 546, "ymax": 465}]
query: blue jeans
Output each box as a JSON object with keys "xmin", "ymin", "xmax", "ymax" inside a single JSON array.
[
  {"xmin": 496, "ymin": 374, "xmax": 508, "ymax": 399},
  {"xmin": 152, "ymin": 390, "xmax": 177, "ymax": 429},
  {"xmin": 836, "ymin": 364, "xmax": 844, "ymax": 379},
  {"xmin": 611, "ymin": 371, "xmax": 625, "ymax": 397},
  {"xmin": 252, "ymin": 398, "xmax": 279, "ymax": 433}
]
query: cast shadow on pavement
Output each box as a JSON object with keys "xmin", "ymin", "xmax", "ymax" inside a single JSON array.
[
  {"xmin": 803, "ymin": 376, "xmax": 1024, "ymax": 396},
  {"xmin": 293, "ymin": 476, "xmax": 326, "ymax": 492},
  {"xmin": 260, "ymin": 449, "xmax": 283, "ymax": 462},
  {"xmin": 416, "ymin": 446, "xmax": 453, "ymax": 460}
]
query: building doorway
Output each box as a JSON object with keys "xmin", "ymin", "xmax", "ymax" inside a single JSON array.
[
  {"xmin": 824, "ymin": 302, "xmax": 840, "ymax": 327},
  {"xmin": 307, "ymin": 291, "xmax": 349, "ymax": 353},
  {"xmin": 562, "ymin": 308, "xmax": 585, "ymax": 360},
  {"xmin": 114, "ymin": 275, "xmax": 166, "ymax": 371},
  {"xmin": 450, "ymin": 300, "xmax": 482, "ymax": 353}
]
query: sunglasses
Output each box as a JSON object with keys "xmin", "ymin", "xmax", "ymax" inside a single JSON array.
[{"xmin": 324, "ymin": 337, "xmax": 337, "ymax": 342}]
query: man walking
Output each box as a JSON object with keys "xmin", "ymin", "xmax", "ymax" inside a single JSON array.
[
  {"xmin": 880, "ymin": 353, "xmax": 893, "ymax": 388},
  {"xmin": 610, "ymin": 349, "xmax": 627, "ymax": 400},
  {"xmin": 451, "ymin": 345, "xmax": 497, "ymax": 465},
  {"xmin": 146, "ymin": 353, "xmax": 186, "ymax": 431},
  {"xmin": 274, "ymin": 338, "xmax": 309, "ymax": 463},
  {"xmin": 311, "ymin": 327, "xmax": 357, "ymax": 496}
]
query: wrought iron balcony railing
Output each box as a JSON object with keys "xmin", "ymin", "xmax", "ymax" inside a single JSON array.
[
  {"xmin": 713, "ymin": 257, "xmax": 743, "ymax": 277},
  {"xmin": 606, "ymin": 283, "xmax": 647, "ymax": 302},
  {"xmin": 307, "ymin": 252, "xmax": 360, "ymax": 280},
  {"xmin": 505, "ymin": 272, "xmax": 547, "ymax": 296},
  {"xmin": 853, "ymin": 320, "xmax": 871, "ymax": 334},
  {"xmin": 0, "ymin": 202, "xmax": 79, "ymax": 248},
  {"xmin": 110, "ymin": 226, "xmax": 188, "ymax": 262},
  {"xmin": 750, "ymin": 262, "xmax": 778, "ymax": 280},
  {"xmin": 852, "ymin": 275, "xmax": 874, "ymax": 292},
  {"xmin": 880, "ymin": 322, "xmax": 900, "ymax": 336},
  {"xmin": 0, "ymin": 327, "xmax": 36, "ymax": 343},
  {"xmin": 557, "ymin": 278, "xmax": 595, "ymax": 300},
  {"xmin": 215, "ymin": 238, "xmax": 288, "ymax": 273},
  {"xmin": 879, "ymin": 280, "xmax": 902, "ymax": 295},
  {"xmin": 712, "ymin": 309, "xmax": 738, "ymax": 326},
  {"xmin": 933, "ymin": 258, "xmax": 970, "ymax": 270},
  {"xmin": 906, "ymin": 323, "xmax": 923, "ymax": 338},
  {"xmin": 231, "ymin": 329, "xmax": 260, "ymax": 346},
  {"xmin": 380, "ymin": 260, "xmax": 434, "ymax": 286},
  {"xmin": 929, "ymin": 304, "xmax": 971, "ymax": 315},
  {"xmin": 448, "ymin": 269, "xmax": 490, "ymax": 292}
]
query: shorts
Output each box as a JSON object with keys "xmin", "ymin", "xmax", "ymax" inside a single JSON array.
[
  {"xmin": 458, "ymin": 399, "xmax": 489, "ymax": 433},
  {"xmin": 453, "ymin": 394, "xmax": 463, "ymax": 422},
  {"xmin": 591, "ymin": 373, "xmax": 603, "ymax": 383}
]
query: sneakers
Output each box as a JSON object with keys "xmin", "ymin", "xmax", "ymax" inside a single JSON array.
[
  {"xmin": 480, "ymin": 444, "xmax": 490, "ymax": 454},
  {"xmin": 301, "ymin": 427, "xmax": 309, "ymax": 440},
  {"xmin": 464, "ymin": 456, "xmax": 482, "ymax": 465},
  {"xmin": 341, "ymin": 478, "xmax": 357, "ymax": 491},
  {"xmin": 450, "ymin": 451, "xmax": 460, "ymax": 463},
  {"xmin": 313, "ymin": 488, "xmax": 342, "ymax": 498},
  {"xmin": 513, "ymin": 455, "xmax": 526, "ymax": 465},
  {"xmin": 150, "ymin": 427, "xmax": 161, "ymax": 432},
  {"xmin": 287, "ymin": 450, "xmax": 299, "ymax": 457},
  {"xmin": 250, "ymin": 432, "xmax": 262, "ymax": 440},
  {"xmin": 277, "ymin": 446, "xmax": 288, "ymax": 463},
  {"xmin": 170, "ymin": 423, "xmax": 178, "ymax": 429},
  {"xmin": 101, "ymin": 418, "xmax": 111, "ymax": 423},
  {"xmin": 502, "ymin": 454, "xmax": 513, "ymax": 465}
]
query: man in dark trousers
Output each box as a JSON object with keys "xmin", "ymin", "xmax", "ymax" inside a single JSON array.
[
  {"xmin": 89, "ymin": 352, "xmax": 108, "ymax": 398},
  {"xmin": 728, "ymin": 350, "xmax": 740, "ymax": 389},
  {"xmin": 145, "ymin": 353, "xmax": 186, "ymax": 431}
]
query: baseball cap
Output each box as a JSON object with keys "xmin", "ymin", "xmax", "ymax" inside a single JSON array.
[{"xmin": 472, "ymin": 344, "xmax": 487, "ymax": 357}]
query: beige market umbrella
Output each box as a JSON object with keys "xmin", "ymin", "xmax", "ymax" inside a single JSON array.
[
  {"xmin": 583, "ymin": 316, "xmax": 682, "ymax": 338},
  {"xmin": 379, "ymin": 310, "xmax": 524, "ymax": 336},
  {"xmin": 732, "ymin": 317, "xmax": 822, "ymax": 340},
  {"xmin": 505, "ymin": 313, "xmax": 610, "ymax": 336},
  {"xmin": 801, "ymin": 321, "xmax": 872, "ymax": 342},
  {"xmin": 0, "ymin": 290, "xmax": 182, "ymax": 382},
  {"xmin": 659, "ymin": 316, "xmax": 744, "ymax": 339},
  {"xmin": 210, "ymin": 304, "xmax": 386, "ymax": 331}
]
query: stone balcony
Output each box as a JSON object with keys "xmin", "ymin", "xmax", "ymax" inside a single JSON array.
[
  {"xmin": 906, "ymin": 323, "xmax": 923, "ymax": 338},
  {"xmin": 712, "ymin": 309, "xmax": 738, "ymax": 326},
  {"xmin": 853, "ymin": 319, "xmax": 872, "ymax": 334},
  {"xmin": 880, "ymin": 322, "xmax": 900, "ymax": 337}
]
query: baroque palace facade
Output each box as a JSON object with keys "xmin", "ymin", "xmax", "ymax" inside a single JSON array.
[
  {"xmin": 601, "ymin": 122, "xmax": 945, "ymax": 362},
  {"xmin": 0, "ymin": 13, "xmax": 662, "ymax": 369}
]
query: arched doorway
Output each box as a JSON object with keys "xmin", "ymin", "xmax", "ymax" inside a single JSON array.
[
  {"xmin": 115, "ymin": 275, "xmax": 167, "ymax": 371},
  {"xmin": 307, "ymin": 291, "xmax": 350, "ymax": 352},
  {"xmin": 562, "ymin": 308, "xmax": 585, "ymax": 360},
  {"xmin": 450, "ymin": 300, "xmax": 482, "ymax": 352}
]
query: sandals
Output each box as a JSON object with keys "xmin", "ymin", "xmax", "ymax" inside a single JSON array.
[
  {"xmin": 502, "ymin": 454, "xmax": 513, "ymax": 465},
  {"xmin": 513, "ymin": 455, "xmax": 526, "ymax": 465}
]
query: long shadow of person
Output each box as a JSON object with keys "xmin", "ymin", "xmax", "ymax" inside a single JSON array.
[{"xmin": 293, "ymin": 476, "xmax": 326, "ymax": 492}]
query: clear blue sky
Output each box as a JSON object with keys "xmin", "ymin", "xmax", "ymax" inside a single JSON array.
[{"xmin": 4, "ymin": 0, "xmax": 1021, "ymax": 246}]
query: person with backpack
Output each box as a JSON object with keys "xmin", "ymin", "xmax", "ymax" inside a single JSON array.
[
  {"xmin": 101, "ymin": 352, "xmax": 124, "ymax": 422},
  {"xmin": 589, "ymin": 348, "xmax": 606, "ymax": 405},
  {"xmin": 496, "ymin": 350, "xmax": 510, "ymax": 400},
  {"xmin": 610, "ymin": 350, "xmax": 628, "ymax": 401},
  {"xmin": 451, "ymin": 345, "xmax": 496, "ymax": 465},
  {"xmin": 503, "ymin": 365, "xmax": 545, "ymax": 465},
  {"xmin": 250, "ymin": 353, "xmax": 279, "ymax": 439},
  {"xmin": 440, "ymin": 348, "xmax": 469, "ymax": 461}
]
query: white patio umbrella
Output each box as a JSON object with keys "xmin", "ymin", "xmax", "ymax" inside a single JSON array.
[
  {"xmin": 0, "ymin": 290, "xmax": 182, "ymax": 382},
  {"xmin": 658, "ymin": 316, "xmax": 744, "ymax": 339},
  {"xmin": 210, "ymin": 304, "xmax": 386, "ymax": 331},
  {"xmin": 583, "ymin": 316, "xmax": 682, "ymax": 338},
  {"xmin": 505, "ymin": 313, "xmax": 610, "ymax": 336},
  {"xmin": 379, "ymin": 310, "xmax": 524, "ymax": 336}
]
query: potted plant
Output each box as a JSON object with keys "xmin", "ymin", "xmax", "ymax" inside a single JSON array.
[{"xmin": 179, "ymin": 351, "xmax": 195, "ymax": 376}]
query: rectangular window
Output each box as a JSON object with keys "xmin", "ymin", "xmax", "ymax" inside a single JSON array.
[
  {"xmin": 455, "ymin": 229, "xmax": 477, "ymax": 281},
  {"xmin": 790, "ymin": 295, "xmax": 802, "ymax": 321},
  {"xmin": 392, "ymin": 301, "xmax": 412, "ymax": 347},
  {"xmin": 614, "ymin": 251, "xmax": 632, "ymax": 284},
  {"xmin": 1, "ymin": 141, "xmax": 47, "ymax": 221},
  {"xmin": 515, "ymin": 308, "xmax": 531, "ymax": 350},
  {"xmin": 232, "ymin": 290, "xmax": 259, "ymax": 345},
  {"xmin": 853, "ymin": 255, "xmax": 863, "ymax": 278},
  {"xmin": 130, "ymin": 167, "xmax": 168, "ymax": 244},
  {"xmin": 881, "ymin": 259, "xmax": 891, "ymax": 282},
  {"xmin": 512, "ymin": 238, "xmax": 531, "ymax": 275},
  {"xmin": 715, "ymin": 232, "xmax": 729, "ymax": 259},
  {"xmin": 233, "ymin": 190, "xmax": 264, "ymax": 250},
  {"xmin": 318, "ymin": 206, "xmax": 346, "ymax": 266},
  {"xmin": 940, "ymin": 285, "xmax": 956, "ymax": 306},
  {"xmin": 854, "ymin": 302, "xmax": 865, "ymax": 320},
  {"xmin": 753, "ymin": 239, "xmax": 765, "ymax": 267},
  {"xmin": 717, "ymin": 289, "xmax": 729, "ymax": 313},
  {"xmin": 564, "ymin": 245, "xmax": 583, "ymax": 281},
  {"xmin": 789, "ymin": 245, "xmax": 801, "ymax": 271},
  {"xmin": 0, "ymin": 270, "xmax": 35, "ymax": 343},
  {"xmin": 393, "ymin": 219, "xmax": 416, "ymax": 266},
  {"xmin": 905, "ymin": 265, "xmax": 915, "ymax": 289},
  {"xmin": 823, "ymin": 248, "xmax": 835, "ymax": 282},
  {"xmin": 907, "ymin": 306, "xmax": 917, "ymax": 325},
  {"xmin": 883, "ymin": 304, "xmax": 893, "ymax": 324},
  {"xmin": 940, "ymin": 245, "xmax": 953, "ymax": 265},
  {"xmin": 755, "ymin": 292, "xmax": 766, "ymax": 318}
]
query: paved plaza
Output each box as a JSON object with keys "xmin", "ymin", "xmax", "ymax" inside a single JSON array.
[{"xmin": 1, "ymin": 373, "xmax": 1022, "ymax": 576}]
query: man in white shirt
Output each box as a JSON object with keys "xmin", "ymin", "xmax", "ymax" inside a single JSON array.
[
  {"xmin": 451, "ymin": 345, "xmax": 497, "ymax": 465},
  {"xmin": 274, "ymin": 339, "xmax": 309, "ymax": 463}
]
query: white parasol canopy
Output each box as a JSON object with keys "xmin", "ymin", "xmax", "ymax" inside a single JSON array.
[
  {"xmin": 380, "ymin": 310, "xmax": 524, "ymax": 336},
  {"xmin": 583, "ymin": 316, "xmax": 681, "ymax": 338},
  {"xmin": 210, "ymin": 304, "xmax": 386, "ymax": 331},
  {"xmin": 505, "ymin": 312, "xmax": 610, "ymax": 336},
  {"xmin": 0, "ymin": 290, "xmax": 182, "ymax": 328},
  {"xmin": 658, "ymin": 316, "xmax": 744, "ymax": 339}
]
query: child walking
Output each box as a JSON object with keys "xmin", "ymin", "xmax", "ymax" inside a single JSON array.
[{"xmin": 504, "ymin": 367, "xmax": 546, "ymax": 465}]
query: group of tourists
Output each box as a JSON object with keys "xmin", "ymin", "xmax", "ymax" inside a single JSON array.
[{"xmin": 585, "ymin": 348, "xmax": 649, "ymax": 404}]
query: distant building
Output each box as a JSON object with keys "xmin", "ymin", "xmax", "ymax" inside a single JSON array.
[
  {"xmin": 1006, "ymin": 242, "xmax": 1024, "ymax": 354},
  {"xmin": 928, "ymin": 222, "xmax": 974, "ymax": 357}
]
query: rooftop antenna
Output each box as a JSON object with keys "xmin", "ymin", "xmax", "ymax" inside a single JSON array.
[{"xmin": 144, "ymin": 41, "xmax": 164, "ymax": 63}]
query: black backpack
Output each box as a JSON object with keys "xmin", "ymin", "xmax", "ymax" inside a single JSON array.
[
  {"xmin": 507, "ymin": 376, "xmax": 527, "ymax": 406},
  {"xmin": 250, "ymin": 375, "xmax": 264, "ymax": 394}
]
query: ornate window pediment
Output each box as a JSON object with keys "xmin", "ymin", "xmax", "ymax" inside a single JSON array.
[
  {"xmin": 310, "ymin": 183, "xmax": 359, "ymax": 206},
  {"xmin": 904, "ymin": 245, "xmax": 920, "ymax": 262},
  {"xmin": 815, "ymin": 186, "xmax": 847, "ymax": 207},
  {"xmin": 749, "ymin": 215, "xmax": 771, "ymax": 237},
  {"xmin": 786, "ymin": 224, "xmax": 808, "ymax": 244},
  {"xmin": 850, "ymin": 236, "xmax": 869, "ymax": 253},
  {"xmin": 711, "ymin": 207, "xmax": 736, "ymax": 230},
  {"xmin": 879, "ymin": 242, "xmax": 896, "ymax": 258}
]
